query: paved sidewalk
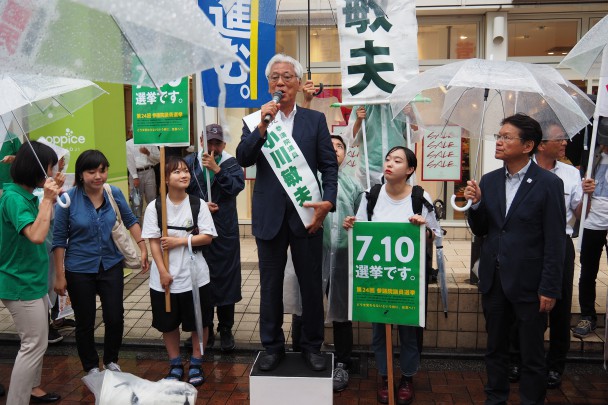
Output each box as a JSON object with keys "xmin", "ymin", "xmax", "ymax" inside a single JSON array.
[{"xmin": 0, "ymin": 344, "xmax": 607, "ymax": 405}]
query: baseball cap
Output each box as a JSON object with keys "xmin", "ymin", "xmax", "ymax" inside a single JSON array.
[{"xmin": 205, "ymin": 124, "xmax": 224, "ymax": 142}]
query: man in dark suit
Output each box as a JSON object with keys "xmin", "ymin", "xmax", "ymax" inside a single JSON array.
[
  {"xmin": 464, "ymin": 114, "xmax": 566, "ymax": 405},
  {"xmin": 236, "ymin": 54, "xmax": 338, "ymax": 372}
]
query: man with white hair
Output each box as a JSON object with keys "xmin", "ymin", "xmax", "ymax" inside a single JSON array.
[{"xmin": 237, "ymin": 54, "xmax": 338, "ymax": 372}]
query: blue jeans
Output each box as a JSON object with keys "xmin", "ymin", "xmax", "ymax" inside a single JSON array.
[{"xmin": 372, "ymin": 323, "xmax": 420, "ymax": 377}]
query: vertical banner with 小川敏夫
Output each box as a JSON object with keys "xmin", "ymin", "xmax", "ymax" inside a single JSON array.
[
  {"xmin": 349, "ymin": 222, "xmax": 425, "ymax": 327},
  {"xmin": 198, "ymin": 0, "xmax": 275, "ymax": 108},
  {"xmin": 336, "ymin": 0, "xmax": 418, "ymax": 104},
  {"xmin": 132, "ymin": 77, "xmax": 190, "ymax": 146}
]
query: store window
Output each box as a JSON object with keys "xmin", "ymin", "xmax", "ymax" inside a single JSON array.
[
  {"xmin": 508, "ymin": 19, "xmax": 578, "ymax": 57},
  {"xmin": 276, "ymin": 27, "xmax": 298, "ymax": 58},
  {"xmin": 310, "ymin": 27, "xmax": 341, "ymax": 63},
  {"xmin": 417, "ymin": 23, "xmax": 478, "ymax": 60}
]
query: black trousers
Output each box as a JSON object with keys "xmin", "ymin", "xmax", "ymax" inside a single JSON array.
[
  {"xmin": 256, "ymin": 216, "xmax": 324, "ymax": 354},
  {"xmin": 579, "ymin": 228, "xmax": 608, "ymax": 321},
  {"xmin": 66, "ymin": 263, "xmax": 124, "ymax": 372},
  {"xmin": 209, "ymin": 304, "xmax": 235, "ymax": 331},
  {"xmin": 483, "ymin": 267, "xmax": 547, "ymax": 405},
  {"xmin": 546, "ymin": 236, "xmax": 575, "ymax": 374}
]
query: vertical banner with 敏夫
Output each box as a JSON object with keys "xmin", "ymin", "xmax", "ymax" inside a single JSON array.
[
  {"xmin": 336, "ymin": 0, "xmax": 418, "ymax": 104},
  {"xmin": 348, "ymin": 222, "xmax": 425, "ymax": 327},
  {"xmin": 199, "ymin": 0, "xmax": 275, "ymax": 108},
  {"xmin": 132, "ymin": 77, "xmax": 190, "ymax": 146}
]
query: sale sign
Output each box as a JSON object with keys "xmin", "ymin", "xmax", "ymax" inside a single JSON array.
[{"xmin": 348, "ymin": 222, "xmax": 426, "ymax": 327}]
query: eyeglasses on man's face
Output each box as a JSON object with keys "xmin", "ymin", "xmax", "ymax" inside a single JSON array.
[
  {"xmin": 493, "ymin": 134, "xmax": 523, "ymax": 142},
  {"xmin": 268, "ymin": 73, "xmax": 296, "ymax": 83}
]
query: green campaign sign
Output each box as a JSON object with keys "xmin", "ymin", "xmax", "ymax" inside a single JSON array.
[
  {"xmin": 132, "ymin": 77, "xmax": 190, "ymax": 146},
  {"xmin": 348, "ymin": 222, "xmax": 425, "ymax": 327}
]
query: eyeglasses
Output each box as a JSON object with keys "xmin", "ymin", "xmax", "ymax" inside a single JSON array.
[
  {"xmin": 268, "ymin": 73, "xmax": 296, "ymax": 83},
  {"xmin": 493, "ymin": 134, "xmax": 523, "ymax": 142}
]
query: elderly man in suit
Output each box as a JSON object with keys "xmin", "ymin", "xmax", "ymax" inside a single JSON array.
[
  {"xmin": 236, "ymin": 54, "xmax": 338, "ymax": 372},
  {"xmin": 464, "ymin": 113, "xmax": 566, "ymax": 405}
]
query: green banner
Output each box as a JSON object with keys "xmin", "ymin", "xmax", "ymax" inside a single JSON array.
[
  {"xmin": 349, "ymin": 222, "xmax": 425, "ymax": 326},
  {"xmin": 132, "ymin": 77, "xmax": 190, "ymax": 146}
]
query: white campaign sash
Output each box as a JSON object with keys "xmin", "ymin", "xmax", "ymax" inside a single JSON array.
[{"xmin": 244, "ymin": 111, "xmax": 322, "ymax": 227}]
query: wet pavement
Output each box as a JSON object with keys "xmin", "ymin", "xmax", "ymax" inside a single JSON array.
[{"xmin": 0, "ymin": 343, "xmax": 606, "ymax": 404}]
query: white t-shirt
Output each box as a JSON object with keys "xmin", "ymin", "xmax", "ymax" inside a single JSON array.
[
  {"xmin": 355, "ymin": 185, "xmax": 441, "ymax": 237},
  {"xmin": 586, "ymin": 153, "xmax": 608, "ymax": 230},
  {"xmin": 142, "ymin": 195, "xmax": 217, "ymax": 293}
]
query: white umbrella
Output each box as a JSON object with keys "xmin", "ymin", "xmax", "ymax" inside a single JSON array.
[
  {"xmin": 0, "ymin": 0, "xmax": 239, "ymax": 90},
  {"xmin": 0, "ymin": 73, "xmax": 107, "ymax": 207},
  {"xmin": 187, "ymin": 235, "xmax": 205, "ymax": 358},
  {"xmin": 389, "ymin": 58, "xmax": 595, "ymax": 211}
]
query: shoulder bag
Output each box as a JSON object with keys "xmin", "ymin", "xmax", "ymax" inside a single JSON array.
[{"xmin": 103, "ymin": 184, "xmax": 141, "ymax": 269}]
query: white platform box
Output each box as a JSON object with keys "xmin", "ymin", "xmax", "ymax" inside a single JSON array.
[{"xmin": 250, "ymin": 352, "xmax": 334, "ymax": 405}]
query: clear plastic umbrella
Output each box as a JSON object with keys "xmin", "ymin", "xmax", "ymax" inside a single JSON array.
[
  {"xmin": 0, "ymin": 0, "xmax": 238, "ymax": 90},
  {"xmin": 559, "ymin": 16, "xmax": 608, "ymax": 252},
  {"xmin": 389, "ymin": 58, "xmax": 595, "ymax": 211},
  {"xmin": 0, "ymin": 73, "xmax": 107, "ymax": 207},
  {"xmin": 434, "ymin": 232, "xmax": 448, "ymax": 318},
  {"xmin": 187, "ymin": 235, "xmax": 204, "ymax": 357}
]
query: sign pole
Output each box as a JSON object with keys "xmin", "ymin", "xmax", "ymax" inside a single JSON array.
[
  {"xmin": 386, "ymin": 324, "xmax": 395, "ymax": 405},
  {"xmin": 160, "ymin": 146, "xmax": 171, "ymax": 312}
]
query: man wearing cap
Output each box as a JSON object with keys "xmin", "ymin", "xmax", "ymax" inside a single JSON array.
[
  {"xmin": 574, "ymin": 116, "xmax": 608, "ymax": 339},
  {"xmin": 126, "ymin": 126, "xmax": 160, "ymax": 211},
  {"xmin": 185, "ymin": 124, "xmax": 245, "ymax": 352}
]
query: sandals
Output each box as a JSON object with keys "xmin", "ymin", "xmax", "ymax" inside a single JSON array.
[
  {"xmin": 164, "ymin": 364, "xmax": 184, "ymax": 381},
  {"xmin": 187, "ymin": 364, "xmax": 205, "ymax": 387}
]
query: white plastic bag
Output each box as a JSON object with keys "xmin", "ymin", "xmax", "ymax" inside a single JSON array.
[{"xmin": 83, "ymin": 370, "xmax": 197, "ymax": 405}]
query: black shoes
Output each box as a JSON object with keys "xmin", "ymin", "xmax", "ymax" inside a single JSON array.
[
  {"xmin": 547, "ymin": 370, "xmax": 562, "ymax": 389},
  {"xmin": 258, "ymin": 351, "xmax": 285, "ymax": 371},
  {"xmin": 30, "ymin": 392, "xmax": 61, "ymax": 403},
  {"xmin": 508, "ymin": 365, "xmax": 521, "ymax": 383},
  {"xmin": 219, "ymin": 327, "xmax": 235, "ymax": 353},
  {"xmin": 206, "ymin": 332, "xmax": 215, "ymax": 349},
  {"xmin": 302, "ymin": 351, "xmax": 327, "ymax": 371}
]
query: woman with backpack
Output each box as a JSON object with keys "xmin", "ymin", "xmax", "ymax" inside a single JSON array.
[
  {"xmin": 343, "ymin": 146, "xmax": 440, "ymax": 405},
  {"xmin": 142, "ymin": 156, "xmax": 217, "ymax": 386}
]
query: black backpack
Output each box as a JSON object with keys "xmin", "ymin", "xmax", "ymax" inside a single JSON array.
[
  {"xmin": 365, "ymin": 184, "xmax": 433, "ymax": 220},
  {"xmin": 155, "ymin": 195, "xmax": 202, "ymax": 252},
  {"xmin": 365, "ymin": 184, "xmax": 436, "ymax": 282}
]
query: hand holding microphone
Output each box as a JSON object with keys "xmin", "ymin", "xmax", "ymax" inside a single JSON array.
[{"xmin": 263, "ymin": 91, "xmax": 284, "ymax": 124}]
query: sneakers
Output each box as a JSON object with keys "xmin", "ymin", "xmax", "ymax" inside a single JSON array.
[
  {"xmin": 397, "ymin": 376, "xmax": 415, "ymax": 405},
  {"xmin": 332, "ymin": 362, "xmax": 349, "ymax": 392},
  {"xmin": 51, "ymin": 318, "xmax": 76, "ymax": 330},
  {"xmin": 219, "ymin": 327, "xmax": 235, "ymax": 352},
  {"xmin": 104, "ymin": 362, "xmax": 122, "ymax": 372},
  {"xmin": 48, "ymin": 328, "xmax": 63, "ymax": 344},
  {"xmin": 573, "ymin": 317, "xmax": 597, "ymax": 338},
  {"xmin": 87, "ymin": 367, "xmax": 101, "ymax": 376}
]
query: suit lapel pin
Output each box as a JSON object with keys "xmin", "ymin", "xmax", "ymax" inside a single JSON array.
[{"xmin": 527, "ymin": 178, "xmax": 532, "ymax": 184}]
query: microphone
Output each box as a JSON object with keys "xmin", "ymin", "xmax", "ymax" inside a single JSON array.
[{"xmin": 263, "ymin": 91, "xmax": 284, "ymax": 124}]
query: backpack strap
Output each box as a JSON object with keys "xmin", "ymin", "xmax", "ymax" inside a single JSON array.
[
  {"xmin": 155, "ymin": 195, "xmax": 201, "ymax": 234},
  {"xmin": 411, "ymin": 185, "xmax": 434, "ymax": 215},
  {"xmin": 365, "ymin": 184, "xmax": 383, "ymax": 221}
]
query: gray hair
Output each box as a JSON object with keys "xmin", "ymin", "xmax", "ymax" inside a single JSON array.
[{"xmin": 265, "ymin": 54, "xmax": 304, "ymax": 80}]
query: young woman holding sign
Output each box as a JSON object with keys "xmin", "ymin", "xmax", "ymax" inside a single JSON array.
[{"xmin": 343, "ymin": 146, "xmax": 440, "ymax": 405}]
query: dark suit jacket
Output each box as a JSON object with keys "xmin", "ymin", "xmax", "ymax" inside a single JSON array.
[
  {"xmin": 467, "ymin": 161, "xmax": 566, "ymax": 303},
  {"xmin": 236, "ymin": 107, "xmax": 338, "ymax": 240}
]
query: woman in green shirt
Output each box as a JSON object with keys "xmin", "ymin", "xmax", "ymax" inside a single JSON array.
[{"xmin": 0, "ymin": 141, "xmax": 62, "ymax": 404}]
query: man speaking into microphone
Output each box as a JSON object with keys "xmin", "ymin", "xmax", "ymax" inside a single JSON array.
[{"xmin": 237, "ymin": 53, "xmax": 338, "ymax": 372}]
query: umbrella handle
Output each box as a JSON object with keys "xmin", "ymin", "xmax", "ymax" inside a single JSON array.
[
  {"xmin": 56, "ymin": 192, "xmax": 71, "ymax": 208},
  {"xmin": 450, "ymin": 194, "xmax": 472, "ymax": 212}
]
